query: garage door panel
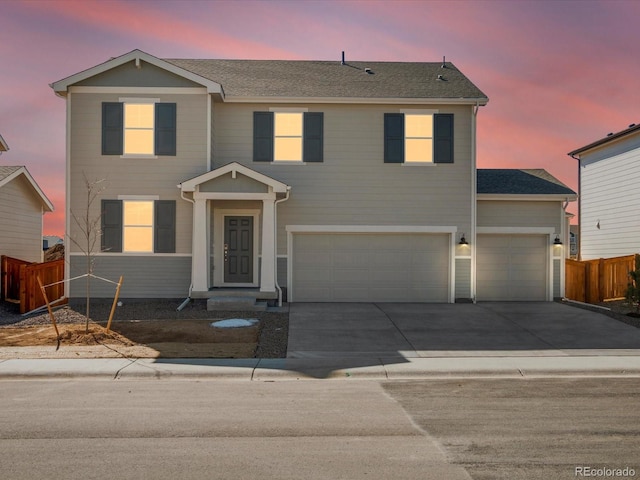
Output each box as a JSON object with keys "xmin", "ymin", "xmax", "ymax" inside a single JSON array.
[
  {"xmin": 292, "ymin": 233, "xmax": 450, "ymax": 302},
  {"xmin": 477, "ymin": 234, "xmax": 548, "ymax": 301}
]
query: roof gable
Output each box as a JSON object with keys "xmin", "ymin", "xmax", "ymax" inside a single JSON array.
[
  {"xmin": 50, "ymin": 49, "xmax": 223, "ymax": 96},
  {"xmin": 51, "ymin": 49, "xmax": 488, "ymax": 104},
  {"xmin": 477, "ymin": 169, "xmax": 576, "ymax": 197},
  {"xmin": 0, "ymin": 133, "xmax": 8, "ymax": 152},
  {"xmin": 0, "ymin": 166, "xmax": 54, "ymax": 212}
]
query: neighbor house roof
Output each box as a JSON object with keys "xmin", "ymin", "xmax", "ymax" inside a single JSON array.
[
  {"xmin": 0, "ymin": 166, "xmax": 54, "ymax": 212},
  {"xmin": 568, "ymin": 122, "xmax": 640, "ymax": 157},
  {"xmin": 477, "ymin": 169, "xmax": 576, "ymax": 197},
  {"xmin": 0, "ymin": 133, "xmax": 8, "ymax": 152},
  {"xmin": 166, "ymin": 58, "xmax": 489, "ymax": 102},
  {"xmin": 51, "ymin": 49, "xmax": 488, "ymax": 104}
]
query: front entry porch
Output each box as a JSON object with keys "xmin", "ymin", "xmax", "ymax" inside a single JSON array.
[{"xmin": 179, "ymin": 162, "xmax": 290, "ymax": 301}]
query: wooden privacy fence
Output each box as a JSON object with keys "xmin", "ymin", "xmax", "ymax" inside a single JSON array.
[
  {"xmin": 1, "ymin": 255, "xmax": 65, "ymax": 314},
  {"xmin": 565, "ymin": 254, "xmax": 638, "ymax": 304}
]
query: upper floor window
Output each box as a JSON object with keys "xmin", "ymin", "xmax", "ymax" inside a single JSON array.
[
  {"xmin": 254, "ymin": 111, "xmax": 323, "ymax": 163},
  {"xmin": 384, "ymin": 112, "xmax": 454, "ymax": 164},
  {"xmin": 274, "ymin": 112, "xmax": 303, "ymax": 161},
  {"xmin": 124, "ymin": 104, "xmax": 155, "ymax": 155},
  {"xmin": 102, "ymin": 101, "xmax": 176, "ymax": 157}
]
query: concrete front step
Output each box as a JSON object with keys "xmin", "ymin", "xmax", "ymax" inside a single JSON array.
[{"xmin": 206, "ymin": 296, "xmax": 268, "ymax": 312}]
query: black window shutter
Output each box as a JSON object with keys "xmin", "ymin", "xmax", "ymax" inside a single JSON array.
[
  {"xmin": 434, "ymin": 114, "xmax": 454, "ymax": 163},
  {"xmin": 253, "ymin": 112, "xmax": 274, "ymax": 162},
  {"xmin": 155, "ymin": 103, "xmax": 177, "ymax": 156},
  {"xmin": 154, "ymin": 200, "xmax": 176, "ymax": 253},
  {"xmin": 384, "ymin": 113, "xmax": 404, "ymax": 163},
  {"xmin": 303, "ymin": 112, "xmax": 323, "ymax": 162},
  {"xmin": 101, "ymin": 200, "xmax": 122, "ymax": 252},
  {"xmin": 102, "ymin": 103, "xmax": 123, "ymax": 155}
]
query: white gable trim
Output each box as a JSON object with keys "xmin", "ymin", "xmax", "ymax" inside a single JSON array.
[
  {"xmin": 179, "ymin": 162, "xmax": 289, "ymax": 193},
  {"xmin": 50, "ymin": 49, "xmax": 223, "ymax": 97},
  {"xmin": 0, "ymin": 166, "xmax": 54, "ymax": 212}
]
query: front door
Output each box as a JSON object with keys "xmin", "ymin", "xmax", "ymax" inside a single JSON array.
[{"xmin": 224, "ymin": 216, "xmax": 254, "ymax": 284}]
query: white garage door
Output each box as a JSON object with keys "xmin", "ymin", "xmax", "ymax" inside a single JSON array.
[
  {"xmin": 291, "ymin": 233, "xmax": 450, "ymax": 302},
  {"xmin": 476, "ymin": 234, "xmax": 548, "ymax": 301}
]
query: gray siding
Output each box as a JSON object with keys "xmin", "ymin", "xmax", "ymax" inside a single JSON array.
[
  {"xmin": 69, "ymin": 255, "xmax": 191, "ymax": 298},
  {"xmin": 199, "ymin": 172, "xmax": 268, "ymax": 193},
  {"xmin": 455, "ymin": 258, "xmax": 471, "ymax": 299},
  {"xmin": 477, "ymin": 200, "xmax": 562, "ymax": 230},
  {"xmin": 69, "ymin": 91, "xmax": 209, "ymax": 255},
  {"xmin": 76, "ymin": 61, "xmax": 202, "ymax": 88},
  {"xmin": 213, "ymin": 103, "xmax": 475, "ymax": 254},
  {"xmin": 0, "ymin": 175, "xmax": 43, "ymax": 263},
  {"xmin": 553, "ymin": 258, "xmax": 561, "ymax": 298}
]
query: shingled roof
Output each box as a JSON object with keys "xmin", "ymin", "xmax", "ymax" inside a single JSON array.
[
  {"xmin": 165, "ymin": 58, "xmax": 488, "ymax": 101},
  {"xmin": 477, "ymin": 169, "xmax": 576, "ymax": 196}
]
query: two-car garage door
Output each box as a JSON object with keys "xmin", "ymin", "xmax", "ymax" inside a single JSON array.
[
  {"xmin": 476, "ymin": 234, "xmax": 549, "ymax": 301},
  {"xmin": 291, "ymin": 233, "xmax": 450, "ymax": 302}
]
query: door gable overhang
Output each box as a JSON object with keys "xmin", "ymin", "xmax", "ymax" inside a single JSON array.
[{"xmin": 179, "ymin": 162, "xmax": 290, "ymax": 194}]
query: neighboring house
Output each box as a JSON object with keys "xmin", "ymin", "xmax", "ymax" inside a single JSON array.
[
  {"xmin": 0, "ymin": 166, "xmax": 54, "ymax": 263},
  {"xmin": 569, "ymin": 123, "xmax": 640, "ymax": 260},
  {"xmin": 51, "ymin": 49, "xmax": 575, "ymax": 303},
  {"xmin": 43, "ymin": 235, "xmax": 64, "ymax": 250}
]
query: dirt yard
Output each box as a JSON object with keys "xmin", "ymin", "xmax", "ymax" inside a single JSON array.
[
  {"xmin": 0, "ymin": 299, "xmax": 288, "ymax": 359},
  {"xmin": 0, "ymin": 319, "xmax": 259, "ymax": 359}
]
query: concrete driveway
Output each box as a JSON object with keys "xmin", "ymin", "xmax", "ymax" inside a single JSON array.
[{"xmin": 287, "ymin": 302, "xmax": 640, "ymax": 358}]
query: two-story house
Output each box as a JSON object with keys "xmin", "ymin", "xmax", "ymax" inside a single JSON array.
[
  {"xmin": 51, "ymin": 49, "xmax": 575, "ymax": 304},
  {"xmin": 569, "ymin": 123, "xmax": 640, "ymax": 260}
]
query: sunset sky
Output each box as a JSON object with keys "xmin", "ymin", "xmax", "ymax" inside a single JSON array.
[{"xmin": 1, "ymin": 0, "xmax": 639, "ymax": 236}]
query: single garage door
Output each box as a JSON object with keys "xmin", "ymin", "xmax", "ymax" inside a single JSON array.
[
  {"xmin": 291, "ymin": 233, "xmax": 450, "ymax": 302},
  {"xmin": 476, "ymin": 234, "xmax": 548, "ymax": 301}
]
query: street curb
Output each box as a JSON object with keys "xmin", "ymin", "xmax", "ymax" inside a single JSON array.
[{"xmin": 2, "ymin": 356, "xmax": 640, "ymax": 380}]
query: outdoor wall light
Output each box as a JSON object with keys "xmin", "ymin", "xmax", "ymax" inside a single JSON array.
[
  {"xmin": 459, "ymin": 234, "xmax": 468, "ymax": 245},
  {"xmin": 553, "ymin": 235, "xmax": 562, "ymax": 245}
]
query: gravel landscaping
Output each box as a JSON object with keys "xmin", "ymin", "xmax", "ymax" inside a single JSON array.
[{"xmin": 0, "ymin": 299, "xmax": 288, "ymax": 358}]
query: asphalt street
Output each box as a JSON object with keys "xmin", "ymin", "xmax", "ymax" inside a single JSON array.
[{"xmin": 2, "ymin": 377, "xmax": 639, "ymax": 480}]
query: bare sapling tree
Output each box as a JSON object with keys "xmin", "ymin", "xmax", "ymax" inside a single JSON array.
[{"xmin": 69, "ymin": 173, "xmax": 107, "ymax": 333}]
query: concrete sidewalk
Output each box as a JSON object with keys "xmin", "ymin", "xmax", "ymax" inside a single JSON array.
[
  {"xmin": 2, "ymin": 354, "xmax": 640, "ymax": 380},
  {"xmin": 2, "ymin": 301, "xmax": 640, "ymax": 380}
]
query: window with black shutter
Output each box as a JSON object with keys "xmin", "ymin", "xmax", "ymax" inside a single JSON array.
[
  {"xmin": 253, "ymin": 111, "xmax": 324, "ymax": 162},
  {"xmin": 384, "ymin": 113, "xmax": 454, "ymax": 164},
  {"xmin": 101, "ymin": 102, "xmax": 176, "ymax": 156}
]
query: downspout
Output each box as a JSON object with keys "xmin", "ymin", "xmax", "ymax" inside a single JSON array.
[
  {"xmin": 177, "ymin": 188, "xmax": 195, "ymax": 311},
  {"xmin": 471, "ymin": 101, "xmax": 479, "ymax": 303},
  {"xmin": 274, "ymin": 186, "xmax": 291, "ymax": 307},
  {"xmin": 570, "ymin": 153, "xmax": 581, "ymax": 260}
]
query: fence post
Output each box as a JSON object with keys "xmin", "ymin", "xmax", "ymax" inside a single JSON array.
[{"xmin": 1, "ymin": 256, "xmax": 5, "ymax": 300}]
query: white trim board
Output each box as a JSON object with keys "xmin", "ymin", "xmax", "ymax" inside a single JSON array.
[{"xmin": 286, "ymin": 225, "xmax": 458, "ymax": 234}]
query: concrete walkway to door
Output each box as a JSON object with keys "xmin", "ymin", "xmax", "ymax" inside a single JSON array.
[{"xmin": 284, "ymin": 302, "xmax": 640, "ymax": 378}]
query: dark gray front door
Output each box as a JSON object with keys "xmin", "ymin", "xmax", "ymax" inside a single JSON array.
[{"xmin": 224, "ymin": 216, "xmax": 254, "ymax": 283}]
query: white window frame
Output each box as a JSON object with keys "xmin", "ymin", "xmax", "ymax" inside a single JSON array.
[
  {"xmin": 119, "ymin": 97, "xmax": 160, "ymax": 158},
  {"xmin": 118, "ymin": 195, "xmax": 159, "ymax": 253},
  {"xmin": 269, "ymin": 107, "xmax": 308, "ymax": 163},
  {"xmin": 400, "ymin": 109, "xmax": 439, "ymax": 165}
]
